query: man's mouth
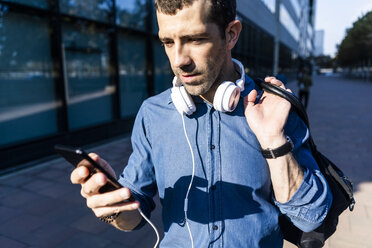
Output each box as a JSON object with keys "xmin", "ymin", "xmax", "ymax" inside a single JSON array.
[{"xmin": 181, "ymin": 74, "xmax": 200, "ymax": 84}]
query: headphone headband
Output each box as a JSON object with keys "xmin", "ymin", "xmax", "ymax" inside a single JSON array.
[{"xmin": 231, "ymin": 58, "xmax": 245, "ymax": 92}]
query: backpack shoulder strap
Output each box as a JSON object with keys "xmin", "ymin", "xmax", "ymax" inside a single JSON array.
[
  {"xmin": 254, "ymin": 78, "xmax": 355, "ymax": 211},
  {"xmin": 254, "ymin": 78, "xmax": 310, "ymax": 128},
  {"xmin": 255, "ymin": 78, "xmax": 319, "ymax": 155}
]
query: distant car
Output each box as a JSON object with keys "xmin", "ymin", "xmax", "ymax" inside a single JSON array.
[{"xmin": 319, "ymin": 68, "xmax": 333, "ymax": 76}]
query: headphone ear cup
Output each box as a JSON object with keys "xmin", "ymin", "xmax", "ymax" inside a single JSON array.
[
  {"xmin": 171, "ymin": 86, "xmax": 196, "ymax": 115},
  {"xmin": 213, "ymin": 81, "xmax": 241, "ymax": 112}
]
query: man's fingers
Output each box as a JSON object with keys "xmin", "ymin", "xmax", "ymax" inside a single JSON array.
[
  {"xmin": 264, "ymin": 76, "xmax": 285, "ymax": 88},
  {"xmin": 87, "ymin": 188, "xmax": 140, "ymax": 218},
  {"xmin": 87, "ymin": 188, "xmax": 133, "ymax": 209},
  {"xmin": 244, "ymin": 89, "xmax": 258, "ymax": 108},
  {"xmin": 93, "ymin": 202, "xmax": 140, "ymax": 218},
  {"xmin": 81, "ymin": 172, "xmax": 107, "ymax": 196},
  {"xmin": 264, "ymin": 76, "xmax": 294, "ymax": 96},
  {"xmin": 89, "ymin": 153, "xmax": 116, "ymax": 178},
  {"xmin": 71, "ymin": 166, "xmax": 90, "ymax": 184},
  {"xmin": 76, "ymin": 153, "xmax": 100, "ymax": 171},
  {"xmin": 264, "ymin": 76, "xmax": 275, "ymax": 82}
]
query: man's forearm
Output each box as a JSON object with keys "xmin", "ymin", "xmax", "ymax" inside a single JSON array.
[
  {"xmin": 260, "ymin": 135, "xmax": 304, "ymax": 203},
  {"xmin": 267, "ymin": 152, "xmax": 304, "ymax": 203}
]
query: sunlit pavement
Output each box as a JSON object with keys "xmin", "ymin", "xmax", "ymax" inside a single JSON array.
[
  {"xmin": 284, "ymin": 75, "xmax": 372, "ymax": 248},
  {"xmin": 1, "ymin": 75, "xmax": 371, "ymax": 248}
]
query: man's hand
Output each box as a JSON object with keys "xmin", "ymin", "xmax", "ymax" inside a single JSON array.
[
  {"xmin": 70, "ymin": 153, "xmax": 140, "ymax": 219},
  {"xmin": 244, "ymin": 77, "xmax": 292, "ymax": 148},
  {"xmin": 244, "ymin": 77, "xmax": 304, "ymax": 202}
]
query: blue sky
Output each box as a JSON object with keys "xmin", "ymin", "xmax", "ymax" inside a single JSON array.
[{"xmin": 315, "ymin": 0, "xmax": 372, "ymax": 57}]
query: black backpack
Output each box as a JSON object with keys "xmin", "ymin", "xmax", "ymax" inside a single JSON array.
[{"xmin": 256, "ymin": 79, "xmax": 355, "ymax": 248}]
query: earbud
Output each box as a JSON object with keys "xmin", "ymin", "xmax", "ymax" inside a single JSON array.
[{"xmin": 171, "ymin": 58, "xmax": 245, "ymax": 115}]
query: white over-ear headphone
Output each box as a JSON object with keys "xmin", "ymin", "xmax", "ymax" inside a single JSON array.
[{"xmin": 171, "ymin": 58, "xmax": 245, "ymax": 115}]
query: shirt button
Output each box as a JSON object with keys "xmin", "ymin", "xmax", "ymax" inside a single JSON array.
[
  {"xmin": 211, "ymin": 185, "xmax": 216, "ymax": 190},
  {"xmin": 210, "ymin": 144, "xmax": 215, "ymax": 150},
  {"xmin": 213, "ymin": 225, "xmax": 218, "ymax": 230}
]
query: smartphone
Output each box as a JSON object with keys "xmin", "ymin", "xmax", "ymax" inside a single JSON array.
[{"xmin": 54, "ymin": 144, "xmax": 134, "ymax": 200}]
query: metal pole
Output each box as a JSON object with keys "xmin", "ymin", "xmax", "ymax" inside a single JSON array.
[{"xmin": 273, "ymin": 0, "xmax": 281, "ymax": 76}]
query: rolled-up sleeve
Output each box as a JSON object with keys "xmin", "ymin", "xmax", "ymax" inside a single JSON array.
[
  {"xmin": 118, "ymin": 103, "xmax": 157, "ymax": 229},
  {"xmin": 274, "ymin": 110, "xmax": 333, "ymax": 232},
  {"xmin": 274, "ymin": 168, "xmax": 332, "ymax": 232}
]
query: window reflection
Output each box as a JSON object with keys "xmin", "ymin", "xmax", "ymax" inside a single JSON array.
[
  {"xmin": 4, "ymin": 0, "xmax": 48, "ymax": 9},
  {"xmin": 280, "ymin": 4, "xmax": 299, "ymax": 41},
  {"xmin": 260, "ymin": 0, "xmax": 275, "ymax": 13},
  {"xmin": 154, "ymin": 40, "xmax": 173, "ymax": 94},
  {"xmin": 117, "ymin": 33, "xmax": 147, "ymax": 117},
  {"xmin": 152, "ymin": 1, "xmax": 159, "ymax": 35},
  {"xmin": 60, "ymin": 0, "xmax": 113, "ymax": 22},
  {"xmin": 62, "ymin": 21, "xmax": 114, "ymax": 129},
  {"xmin": 232, "ymin": 18, "xmax": 275, "ymax": 78},
  {"xmin": 290, "ymin": 0, "xmax": 301, "ymax": 18},
  {"xmin": 116, "ymin": 0, "xmax": 147, "ymax": 30},
  {"xmin": 0, "ymin": 10, "xmax": 57, "ymax": 146}
]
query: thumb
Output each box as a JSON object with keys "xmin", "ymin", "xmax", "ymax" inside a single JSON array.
[
  {"xmin": 244, "ymin": 89, "xmax": 258, "ymax": 108},
  {"xmin": 89, "ymin": 153, "xmax": 116, "ymax": 178}
]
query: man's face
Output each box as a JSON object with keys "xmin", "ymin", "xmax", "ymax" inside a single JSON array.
[{"xmin": 157, "ymin": 0, "xmax": 228, "ymax": 96}]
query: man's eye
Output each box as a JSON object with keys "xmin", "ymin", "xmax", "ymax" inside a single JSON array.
[
  {"xmin": 190, "ymin": 38, "xmax": 205, "ymax": 44},
  {"xmin": 162, "ymin": 41, "xmax": 174, "ymax": 48}
]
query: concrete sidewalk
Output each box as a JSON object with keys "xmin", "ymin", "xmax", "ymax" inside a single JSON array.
[
  {"xmin": 0, "ymin": 137, "xmax": 164, "ymax": 248},
  {"xmin": 284, "ymin": 75, "xmax": 372, "ymax": 248},
  {"xmin": 1, "ymin": 75, "xmax": 371, "ymax": 248}
]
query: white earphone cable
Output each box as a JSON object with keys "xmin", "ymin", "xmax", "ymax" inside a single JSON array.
[
  {"xmin": 181, "ymin": 114, "xmax": 195, "ymax": 248},
  {"xmin": 130, "ymin": 114, "xmax": 196, "ymax": 248},
  {"xmin": 134, "ymin": 59, "xmax": 243, "ymax": 247},
  {"xmin": 137, "ymin": 205, "xmax": 160, "ymax": 248}
]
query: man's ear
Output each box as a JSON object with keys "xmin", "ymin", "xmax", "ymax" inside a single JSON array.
[{"xmin": 225, "ymin": 20, "xmax": 242, "ymax": 50}]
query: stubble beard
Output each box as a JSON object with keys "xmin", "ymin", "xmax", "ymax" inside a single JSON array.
[{"xmin": 177, "ymin": 54, "xmax": 226, "ymax": 97}]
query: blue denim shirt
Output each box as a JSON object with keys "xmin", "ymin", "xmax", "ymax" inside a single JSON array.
[{"xmin": 118, "ymin": 76, "xmax": 332, "ymax": 248}]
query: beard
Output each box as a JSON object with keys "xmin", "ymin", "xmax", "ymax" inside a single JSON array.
[{"xmin": 173, "ymin": 50, "xmax": 227, "ymax": 96}]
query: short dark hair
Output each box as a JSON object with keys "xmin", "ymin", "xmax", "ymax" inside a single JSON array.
[{"xmin": 155, "ymin": 0, "xmax": 237, "ymax": 38}]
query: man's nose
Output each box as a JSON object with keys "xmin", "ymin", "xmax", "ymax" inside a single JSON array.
[{"xmin": 174, "ymin": 45, "xmax": 191, "ymax": 69}]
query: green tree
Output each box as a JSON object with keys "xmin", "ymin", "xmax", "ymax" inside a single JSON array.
[
  {"xmin": 314, "ymin": 55, "xmax": 334, "ymax": 68},
  {"xmin": 336, "ymin": 11, "xmax": 372, "ymax": 66}
]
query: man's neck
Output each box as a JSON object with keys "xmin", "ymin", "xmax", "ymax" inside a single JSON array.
[{"xmin": 200, "ymin": 60, "xmax": 241, "ymax": 104}]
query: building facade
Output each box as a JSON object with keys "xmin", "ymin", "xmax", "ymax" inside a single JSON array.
[
  {"xmin": 0, "ymin": 0, "xmax": 316, "ymax": 171},
  {"xmin": 314, "ymin": 30, "xmax": 325, "ymax": 57}
]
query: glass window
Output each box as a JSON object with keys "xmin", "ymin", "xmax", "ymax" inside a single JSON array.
[
  {"xmin": 0, "ymin": 11, "xmax": 57, "ymax": 147},
  {"xmin": 4, "ymin": 0, "xmax": 48, "ymax": 9},
  {"xmin": 307, "ymin": 24, "xmax": 313, "ymax": 38},
  {"xmin": 279, "ymin": 43, "xmax": 294, "ymax": 70},
  {"xmin": 153, "ymin": 40, "xmax": 173, "ymax": 94},
  {"xmin": 62, "ymin": 21, "xmax": 114, "ymax": 130},
  {"xmin": 290, "ymin": 0, "xmax": 301, "ymax": 18},
  {"xmin": 260, "ymin": 0, "xmax": 275, "ymax": 13},
  {"xmin": 118, "ymin": 33, "xmax": 147, "ymax": 118},
  {"xmin": 152, "ymin": 1, "xmax": 159, "ymax": 35},
  {"xmin": 116, "ymin": 0, "xmax": 148, "ymax": 31},
  {"xmin": 59, "ymin": 0, "xmax": 113, "ymax": 22},
  {"xmin": 280, "ymin": 4, "xmax": 299, "ymax": 41}
]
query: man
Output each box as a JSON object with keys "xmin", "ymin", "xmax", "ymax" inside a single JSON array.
[
  {"xmin": 71, "ymin": 0, "xmax": 332, "ymax": 247},
  {"xmin": 297, "ymin": 67, "xmax": 313, "ymax": 109}
]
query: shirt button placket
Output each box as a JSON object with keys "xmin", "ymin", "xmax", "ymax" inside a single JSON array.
[{"xmin": 210, "ymin": 110, "xmax": 223, "ymax": 247}]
